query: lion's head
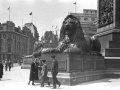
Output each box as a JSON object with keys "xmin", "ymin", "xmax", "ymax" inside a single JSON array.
[{"xmin": 59, "ymin": 15, "xmax": 85, "ymax": 47}]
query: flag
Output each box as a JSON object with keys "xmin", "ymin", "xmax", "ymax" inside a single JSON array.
[
  {"xmin": 29, "ymin": 12, "xmax": 32, "ymax": 15},
  {"xmin": 8, "ymin": 7, "xmax": 10, "ymax": 10},
  {"xmin": 73, "ymin": 2, "xmax": 76, "ymax": 4}
]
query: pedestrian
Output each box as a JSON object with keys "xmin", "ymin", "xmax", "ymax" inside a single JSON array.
[
  {"xmin": 34, "ymin": 59, "xmax": 39, "ymax": 80},
  {"xmin": 40, "ymin": 60, "xmax": 50, "ymax": 87},
  {"xmin": 5, "ymin": 60, "xmax": 8, "ymax": 71},
  {"xmin": 8, "ymin": 60, "xmax": 12, "ymax": 71},
  {"xmin": 0, "ymin": 60, "xmax": 3, "ymax": 80},
  {"xmin": 51, "ymin": 55, "xmax": 61, "ymax": 89},
  {"xmin": 28, "ymin": 58, "xmax": 36, "ymax": 85}
]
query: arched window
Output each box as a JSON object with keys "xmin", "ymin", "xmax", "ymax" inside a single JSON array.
[{"xmin": 8, "ymin": 44, "xmax": 11, "ymax": 52}]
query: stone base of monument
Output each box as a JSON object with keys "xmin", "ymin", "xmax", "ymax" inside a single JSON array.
[
  {"xmin": 49, "ymin": 70, "xmax": 106, "ymax": 85},
  {"xmin": 21, "ymin": 53, "xmax": 107, "ymax": 85},
  {"xmin": 34, "ymin": 70, "xmax": 106, "ymax": 85}
]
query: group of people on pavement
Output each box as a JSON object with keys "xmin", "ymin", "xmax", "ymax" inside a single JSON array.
[
  {"xmin": 5, "ymin": 60, "xmax": 13, "ymax": 71},
  {"xmin": 0, "ymin": 59, "xmax": 13, "ymax": 80},
  {"xmin": 28, "ymin": 55, "xmax": 61, "ymax": 89}
]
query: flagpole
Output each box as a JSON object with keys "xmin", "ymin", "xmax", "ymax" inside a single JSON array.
[
  {"xmin": 22, "ymin": 19, "xmax": 23, "ymax": 29},
  {"xmin": 73, "ymin": 2, "xmax": 76, "ymax": 13},
  {"xmin": 32, "ymin": 14, "xmax": 33, "ymax": 23},
  {"xmin": 75, "ymin": 2, "xmax": 76, "ymax": 13},
  {"xmin": 9, "ymin": 8, "xmax": 10, "ymax": 21},
  {"xmin": 8, "ymin": 7, "xmax": 10, "ymax": 21}
]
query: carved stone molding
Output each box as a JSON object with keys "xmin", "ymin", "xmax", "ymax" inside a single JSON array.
[{"xmin": 98, "ymin": 0, "xmax": 113, "ymax": 28}]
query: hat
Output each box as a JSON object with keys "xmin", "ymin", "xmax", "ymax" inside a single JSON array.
[{"xmin": 51, "ymin": 55, "xmax": 55, "ymax": 58}]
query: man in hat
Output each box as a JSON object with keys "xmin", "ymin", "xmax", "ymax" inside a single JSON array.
[
  {"xmin": 51, "ymin": 55, "xmax": 61, "ymax": 89},
  {"xmin": 0, "ymin": 60, "xmax": 3, "ymax": 80}
]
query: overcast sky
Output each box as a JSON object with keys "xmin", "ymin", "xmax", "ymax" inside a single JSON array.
[{"xmin": 0, "ymin": 0, "xmax": 97, "ymax": 39}]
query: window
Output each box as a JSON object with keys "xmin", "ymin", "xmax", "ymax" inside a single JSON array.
[
  {"xmin": 8, "ymin": 44, "xmax": 11, "ymax": 52},
  {"xmin": 91, "ymin": 18, "xmax": 95, "ymax": 21},
  {"xmin": 84, "ymin": 18, "xmax": 88, "ymax": 21}
]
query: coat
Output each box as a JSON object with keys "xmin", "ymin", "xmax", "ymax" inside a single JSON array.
[
  {"xmin": 41, "ymin": 64, "xmax": 47, "ymax": 77},
  {"xmin": 29, "ymin": 62, "xmax": 36, "ymax": 81},
  {"xmin": 40, "ymin": 63, "xmax": 49, "ymax": 83},
  {"xmin": 0, "ymin": 63, "xmax": 3, "ymax": 78},
  {"xmin": 29, "ymin": 62, "xmax": 39, "ymax": 81},
  {"xmin": 34, "ymin": 62, "xmax": 39, "ymax": 80},
  {"xmin": 51, "ymin": 60, "xmax": 58, "ymax": 75}
]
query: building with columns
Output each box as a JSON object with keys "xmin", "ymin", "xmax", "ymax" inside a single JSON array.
[
  {"xmin": 0, "ymin": 21, "xmax": 39, "ymax": 62},
  {"xmin": 70, "ymin": 9, "xmax": 97, "ymax": 37}
]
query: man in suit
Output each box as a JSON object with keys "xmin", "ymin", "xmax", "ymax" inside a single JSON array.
[{"xmin": 51, "ymin": 55, "xmax": 61, "ymax": 89}]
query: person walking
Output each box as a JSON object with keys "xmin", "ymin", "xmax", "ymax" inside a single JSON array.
[
  {"xmin": 0, "ymin": 60, "xmax": 3, "ymax": 80},
  {"xmin": 5, "ymin": 60, "xmax": 8, "ymax": 71},
  {"xmin": 51, "ymin": 55, "xmax": 61, "ymax": 89},
  {"xmin": 28, "ymin": 58, "xmax": 36, "ymax": 85},
  {"xmin": 40, "ymin": 60, "xmax": 47, "ymax": 87},
  {"xmin": 8, "ymin": 60, "xmax": 12, "ymax": 71},
  {"xmin": 40, "ymin": 60, "xmax": 50, "ymax": 87}
]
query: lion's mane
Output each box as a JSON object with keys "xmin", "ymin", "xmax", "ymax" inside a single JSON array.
[{"xmin": 58, "ymin": 15, "xmax": 91, "ymax": 53}]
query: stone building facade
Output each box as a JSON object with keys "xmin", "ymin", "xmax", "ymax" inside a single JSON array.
[
  {"xmin": 41, "ymin": 31, "xmax": 59, "ymax": 48},
  {"xmin": 0, "ymin": 21, "xmax": 39, "ymax": 62},
  {"xmin": 70, "ymin": 9, "xmax": 97, "ymax": 37}
]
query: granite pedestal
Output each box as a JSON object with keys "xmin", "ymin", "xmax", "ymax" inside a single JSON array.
[{"xmin": 21, "ymin": 53, "xmax": 105, "ymax": 85}]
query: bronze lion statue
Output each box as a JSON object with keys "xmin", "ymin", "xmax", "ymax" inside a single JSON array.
[{"xmin": 33, "ymin": 15, "xmax": 101, "ymax": 58}]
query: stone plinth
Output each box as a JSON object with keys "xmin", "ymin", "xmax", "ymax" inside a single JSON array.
[
  {"xmin": 21, "ymin": 53, "xmax": 105, "ymax": 85},
  {"xmin": 41, "ymin": 53, "xmax": 105, "ymax": 72}
]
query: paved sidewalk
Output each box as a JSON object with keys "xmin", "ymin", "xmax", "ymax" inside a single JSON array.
[{"xmin": 0, "ymin": 65, "xmax": 120, "ymax": 90}]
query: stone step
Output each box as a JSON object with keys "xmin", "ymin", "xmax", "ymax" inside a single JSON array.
[
  {"xmin": 105, "ymin": 48, "xmax": 120, "ymax": 57},
  {"xmin": 104, "ymin": 57, "xmax": 120, "ymax": 69},
  {"xmin": 109, "ymin": 41, "xmax": 120, "ymax": 48}
]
